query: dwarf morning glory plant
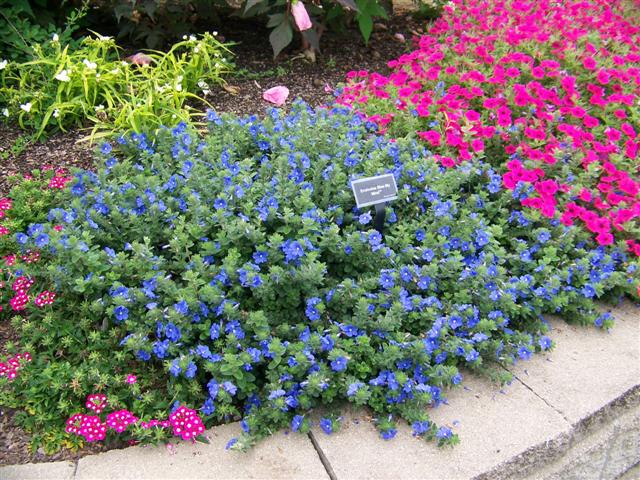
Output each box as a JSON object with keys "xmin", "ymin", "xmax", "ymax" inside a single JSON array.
[{"xmin": 1, "ymin": 101, "xmax": 636, "ymax": 454}]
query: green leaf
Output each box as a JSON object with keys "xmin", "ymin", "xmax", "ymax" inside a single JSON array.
[
  {"xmin": 357, "ymin": 13, "xmax": 374, "ymax": 43},
  {"xmin": 269, "ymin": 19, "xmax": 293, "ymax": 58}
]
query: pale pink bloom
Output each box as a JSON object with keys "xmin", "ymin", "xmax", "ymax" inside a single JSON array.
[
  {"xmin": 291, "ymin": 1, "xmax": 312, "ymax": 31},
  {"xmin": 263, "ymin": 86, "xmax": 290, "ymax": 106},
  {"xmin": 127, "ymin": 53, "xmax": 152, "ymax": 66}
]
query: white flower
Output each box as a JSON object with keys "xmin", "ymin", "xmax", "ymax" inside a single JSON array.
[
  {"xmin": 94, "ymin": 104, "xmax": 105, "ymax": 112},
  {"xmin": 212, "ymin": 31, "xmax": 218, "ymax": 36},
  {"xmin": 197, "ymin": 80, "xmax": 208, "ymax": 88},
  {"xmin": 52, "ymin": 33, "xmax": 59, "ymax": 42},
  {"xmin": 53, "ymin": 109, "xmax": 60, "ymax": 118},
  {"xmin": 175, "ymin": 84, "xmax": 183, "ymax": 92},
  {"xmin": 202, "ymin": 89, "xmax": 210, "ymax": 96},
  {"xmin": 0, "ymin": 59, "xmax": 7, "ymax": 70},
  {"xmin": 98, "ymin": 35, "xmax": 112, "ymax": 41},
  {"xmin": 20, "ymin": 102, "xmax": 32, "ymax": 113},
  {"xmin": 83, "ymin": 59, "xmax": 97, "ymax": 70},
  {"xmin": 2, "ymin": 108, "xmax": 8, "ymax": 117},
  {"xmin": 194, "ymin": 46, "xmax": 200, "ymax": 53},
  {"xmin": 182, "ymin": 35, "xmax": 188, "ymax": 40},
  {"xmin": 189, "ymin": 35, "xmax": 196, "ymax": 42},
  {"xmin": 121, "ymin": 61, "xmax": 128, "ymax": 67},
  {"xmin": 55, "ymin": 69, "xmax": 70, "ymax": 82}
]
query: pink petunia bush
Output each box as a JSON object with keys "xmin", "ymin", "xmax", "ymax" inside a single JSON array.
[{"xmin": 337, "ymin": 0, "xmax": 640, "ymax": 251}]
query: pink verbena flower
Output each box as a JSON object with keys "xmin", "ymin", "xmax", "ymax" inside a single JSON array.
[
  {"xmin": 169, "ymin": 406, "xmax": 205, "ymax": 440},
  {"xmin": 34, "ymin": 291, "xmax": 56, "ymax": 307},
  {"xmin": 126, "ymin": 374, "xmax": 137, "ymax": 384},
  {"xmin": 106, "ymin": 409, "xmax": 138, "ymax": 433},
  {"xmin": 86, "ymin": 393, "xmax": 108, "ymax": 414},
  {"xmin": 12, "ymin": 276, "xmax": 34, "ymax": 294},
  {"xmin": 78, "ymin": 415, "xmax": 107, "ymax": 442},
  {"xmin": 10, "ymin": 293, "xmax": 29, "ymax": 311}
]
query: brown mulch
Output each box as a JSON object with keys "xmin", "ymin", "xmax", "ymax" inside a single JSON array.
[{"xmin": 0, "ymin": 12, "xmax": 422, "ymax": 466}]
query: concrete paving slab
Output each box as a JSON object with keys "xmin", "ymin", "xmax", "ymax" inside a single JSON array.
[
  {"xmin": 74, "ymin": 421, "xmax": 328, "ymax": 480},
  {"xmin": 522, "ymin": 399, "xmax": 640, "ymax": 480},
  {"xmin": 0, "ymin": 460, "xmax": 75, "ymax": 480},
  {"xmin": 311, "ymin": 375, "xmax": 571, "ymax": 480},
  {"xmin": 506, "ymin": 300, "xmax": 640, "ymax": 426}
]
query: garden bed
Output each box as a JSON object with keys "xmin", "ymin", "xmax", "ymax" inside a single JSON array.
[
  {"xmin": 0, "ymin": 12, "xmax": 418, "ymax": 466},
  {"xmin": 0, "ymin": 0, "xmax": 638, "ymax": 470}
]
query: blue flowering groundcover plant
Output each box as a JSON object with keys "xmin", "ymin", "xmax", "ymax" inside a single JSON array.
[{"xmin": 1, "ymin": 101, "xmax": 636, "ymax": 452}]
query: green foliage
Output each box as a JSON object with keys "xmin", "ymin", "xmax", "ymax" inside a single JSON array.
[
  {"xmin": 86, "ymin": 0, "xmax": 394, "ymax": 58},
  {"xmin": 1, "ymin": 103, "xmax": 634, "ymax": 453},
  {"xmin": 0, "ymin": 0, "xmax": 87, "ymax": 61},
  {"xmin": 0, "ymin": 32, "xmax": 233, "ymax": 140}
]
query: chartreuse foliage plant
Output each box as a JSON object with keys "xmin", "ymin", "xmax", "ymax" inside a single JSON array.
[
  {"xmin": 0, "ymin": 102, "xmax": 636, "ymax": 453},
  {"xmin": 0, "ymin": 32, "xmax": 233, "ymax": 140}
]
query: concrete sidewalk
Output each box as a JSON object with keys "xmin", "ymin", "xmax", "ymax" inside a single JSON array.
[{"xmin": 2, "ymin": 301, "xmax": 638, "ymax": 480}]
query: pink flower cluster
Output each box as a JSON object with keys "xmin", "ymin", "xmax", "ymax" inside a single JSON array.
[
  {"xmin": 169, "ymin": 406, "xmax": 206, "ymax": 440},
  {"xmin": 4, "ymin": 275, "xmax": 55, "ymax": 311},
  {"xmin": 106, "ymin": 409, "xmax": 139, "ymax": 433},
  {"xmin": 337, "ymin": 0, "xmax": 640, "ymax": 250},
  {"xmin": 66, "ymin": 393, "xmax": 206, "ymax": 444},
  {"xmin": 86, "ymin": 393, "xmax": 108, "ymax": 414},
  {"xmin": 66, "ymin": 414, "xmax": 107, "ymax": 442},
  {"xmin": 34, "ymin": 290, "xmax": 56, "ymax": 307},
  {"xmin": 0, "ymin": 352, "xmax": 32, "ymax": 381}
]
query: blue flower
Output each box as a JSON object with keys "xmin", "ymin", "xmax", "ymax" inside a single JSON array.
[
  {"xmin": 358, "ymin": 212, "xmax": 372, "ymax": 225},
  {"xmin": 174, "ymin": 300, "xmax": 189, "ymax": 315},
  {"xmin": 113, "ymin": 305, "xmax": 129, "ymax": 323},
  {"xmin": 538, "ymin": 336, "xmax": 552, "ymax": 350},
  {"xmin": 165, "ymin": 322, "xmax": 181, "ymax": 342},
  {"xmin": 253, "ymin": 251, "xmax": 268, "ymax": 264},
  {"xmin": 436, "ymin": 426, "xmax": 453, "ymax": 440},
  {"xmin": 347, "ymin": 382, "xmax": 364, "ymax": 396},
  {"xmin": 222, "ymin": 381, "xmax": 237, "ymax": 395},
  {"xmin": 368, "ymin": 231, "xmax": 382, "ymax": 246},
  {"xmin": 305, "ymin": 297, "xmax": 322, "ymax": 321},
  {"xmin": 517, "ymin": 345, "xmax": 532, "ymax": 360},
  {"xmin": 379, "ymin": 270, "xmax": 395, "ymax": 289},
  {"xmin": 169, "ymin": 360, "xmax": 181, "ymax": 376},
  {"xmin": 320, "ymin": 418, "xmax": 333, "ymax": 435},
  {"xmin": 35, "ymin": 233, "xmax": 50, "ymax": 247},
  {"xmin": 412, "ymin": 420, "xmax": 430, "ymax": 436},
  {"xmin": 330, "ymin": 356, "xmax": 348, "ymax": 372},
  {"xmin": 185, "ymin": 361, "xmax": 197, "ymax": 378},
  {"xmin": 15, "ymin": 233, "xmax": 28, "ymax": 245},
  {"xmin": 537, "ymin": 230, "xmax": 551, "ymax": 243},
  {"xmin": 380, "ymin": 428, "xmax": 397, "ymax": 440},
  {"xmin": 210, "ymin": 323, "xmax": 221, "ymax": 340},
  {"xmin": 281, "ymin": 240, "xmax": 305, "ymax": 264},
  {"xmin": 214, "ymin": 198, "xmax": 227, "ymax": 209},
  {"xmin": 201, "ymin": 397, "xmax": 215, "ymax": 415},
  {"xmin": 291, "ymin": 415, "xmax": 304, "ymax": 432},
  {"xmin": 100, "ymin": 142, "xmax": 112, "ymax": 155},
  {"xmin": 207, "ymin": 379, "xmax": 219, "ymax": 399}
]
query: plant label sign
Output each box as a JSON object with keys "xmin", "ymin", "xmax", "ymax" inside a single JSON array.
[{"xmin": 351, "ymin": 174, "xmax": 398, "ymax": 208}]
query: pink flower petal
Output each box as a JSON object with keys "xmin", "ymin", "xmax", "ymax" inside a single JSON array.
[
  {"xmin": 127, "ymin": 53, "xmax": 152, "ymax": 66},
  {"xmin": 263, "ymin": 86, "xmax": 290, "ymax": 106}
]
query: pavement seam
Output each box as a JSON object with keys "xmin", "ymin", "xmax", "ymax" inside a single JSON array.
[
  {"xmin": 307, "ymin": 431, "xmax": 338, "ymax": 480},
  {"xmin": 507, "ymin": 369, "xmax": 572, "ymax": 425},
  {"xmin": 72, "ymin": 459, "xmax": 79, "ymax": 478}
]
